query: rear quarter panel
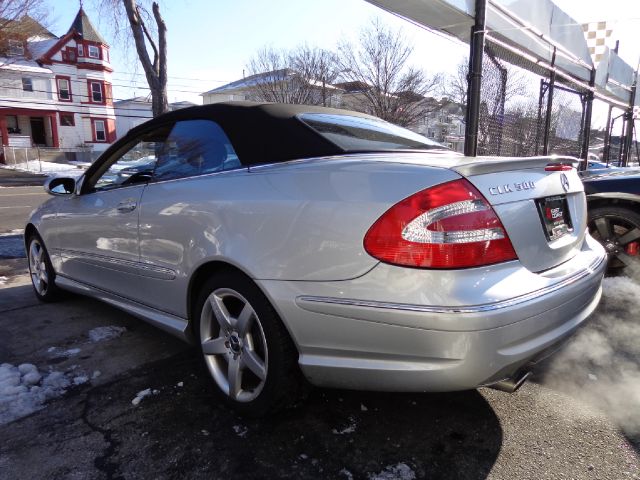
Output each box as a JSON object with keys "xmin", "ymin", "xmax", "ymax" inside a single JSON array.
[{"xmin": 137, "ymin": 158, "xmax": 459, "ymax": 317}]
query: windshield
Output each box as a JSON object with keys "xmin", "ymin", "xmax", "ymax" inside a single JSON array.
[{"xmin": 298, "ymin": 113, "xmax": 447, "ymax": 152}]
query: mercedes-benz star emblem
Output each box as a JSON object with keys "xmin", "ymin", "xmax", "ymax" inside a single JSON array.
[{"xmin": 560, "ymin": 173, "xmax": 570, "ymax": 192}]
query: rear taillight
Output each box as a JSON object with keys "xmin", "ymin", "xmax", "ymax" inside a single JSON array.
[{"xmin": 363, "ymin": 178, "xmax": 517, "ymax": 269}]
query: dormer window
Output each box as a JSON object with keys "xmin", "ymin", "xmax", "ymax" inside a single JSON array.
[
  {"xmin": 8, "ymin": 40, "xmax": 24, "ymax": 56},
  {"xmin": 88, "ymin": 45, "xmax": 100, "ymax": 58}
]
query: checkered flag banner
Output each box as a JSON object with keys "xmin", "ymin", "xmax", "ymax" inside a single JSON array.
[{"xmin": 582, "ymin": 21, "xmax": 616, "ymax": 66}]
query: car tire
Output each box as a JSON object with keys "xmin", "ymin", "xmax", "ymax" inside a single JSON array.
[
  {"xmin": 588, "ymin": 206, "xmax": 640, "ymax": 273},
  {"xmin": 27, "ymin": 233, "xmax": 63, "ymax": 302},
  {"xmin": 194, "ymin": 270, "xmax": 303, "ymax": 416}
]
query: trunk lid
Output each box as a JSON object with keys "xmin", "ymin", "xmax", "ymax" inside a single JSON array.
[{"xmin": 453, "ymin": 156, "xmax": 586, "ymax": 272}]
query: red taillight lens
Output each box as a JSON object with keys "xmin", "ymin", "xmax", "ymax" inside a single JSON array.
[
  {"xmin": 363, "ymin": 179, "xmax": 517, "ymax": 269},
  {"xmin": 545, "ymin": 164, "xmax": 574, "ymax": 171}
]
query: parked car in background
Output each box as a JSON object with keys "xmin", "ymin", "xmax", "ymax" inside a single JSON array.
[
  {"xmin": 26, "ymin": 102, "xmax": 606, "ymax": 416},
  {"xmin": 581, "ymin": 168, "xmax": 640, "ymax": 273}
]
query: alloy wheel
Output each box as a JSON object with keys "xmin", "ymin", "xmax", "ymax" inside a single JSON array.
[
  {"xmin": 199, "ymin": 288, "xmax": 268, "ymax": 402},
  {"xmin": 589, "ymin": 214, "xmax": 640, "ymax": 270},
  {"xmin": 28, "ymin": 238, "xmax": 49, "ymax": 296}
]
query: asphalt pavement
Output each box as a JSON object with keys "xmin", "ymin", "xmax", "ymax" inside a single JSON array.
[{"xmin": 0, "ymin": 185, "xmax": 49, "ymax": 234}]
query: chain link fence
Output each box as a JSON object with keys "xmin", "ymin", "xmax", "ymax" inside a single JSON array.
[{"xmin": 476, "ymin": 38, "xmax": 614, "ymax": 161}]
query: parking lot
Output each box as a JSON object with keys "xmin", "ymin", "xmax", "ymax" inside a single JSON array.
[{"xmin": 1, "ymin": 185, "xmax": 639, "ymax": 479}]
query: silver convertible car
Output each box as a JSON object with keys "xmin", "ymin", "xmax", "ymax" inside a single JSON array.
[{"xmin": 26, "ymin": 102, "xmax": 606, "ymax": 415}]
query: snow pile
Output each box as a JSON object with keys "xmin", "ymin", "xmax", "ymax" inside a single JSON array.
[
  {"xmin": 88, "ymin": 326, "xmax": 126, "ymax": 343},
  {"xmin": 0, "ymin": 363, "xmax": 77, "ymax": 425},
  {"xmin": 369, "ymin": 463, "xmax": 416, "ymax": 480},
  {"xmin": 0, "ymin": 276, "xmax": 7, "ymax": 286},
  {"xmin": 545, "ymin": 275, "xmax": 640, "ymax": 435},
  {"xmin": 1, "ymin": 160, "xmax": 83, "ymax": 176}
]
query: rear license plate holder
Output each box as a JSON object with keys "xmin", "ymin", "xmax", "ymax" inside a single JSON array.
[{"xmin": 536, "ymin": 195, "xmax": 573, "ymax": 241}]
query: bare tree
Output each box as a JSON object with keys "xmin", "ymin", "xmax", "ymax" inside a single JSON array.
[
  {"xmin": 440, "ymin": 57, "xmax": 469, "ymax": 107},
  {"xmin": 246, "ymin": 45, "xmax": 339, "ymax": 106},
  {"xmin": 0, "ymin": 0, "xmax": 50, "ymax": 65},
  {"xmin": 99, "ymin": 0, "xmax": 168, "ymax": 116},
  {"xmin": 336, "ymin": 19, "xmax": 440, "ymax": 127}
]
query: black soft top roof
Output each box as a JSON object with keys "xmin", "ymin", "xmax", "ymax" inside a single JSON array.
[{"xmin": 127, "ymin": 101, "xmax": 379, "ymax": 166}]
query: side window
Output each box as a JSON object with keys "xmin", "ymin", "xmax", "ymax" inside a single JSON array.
[
  {"xmin": 86, "ymin": 125, "xmax": 172, "ymax": 192},
  {"xmin": 152, "ymin": 119, "xmax": 240, "ymax": 182}
]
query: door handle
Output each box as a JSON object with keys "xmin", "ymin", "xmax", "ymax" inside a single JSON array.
[{"xmin": 117, "ymin": 201, "xmax": 137, "ymax": 213}]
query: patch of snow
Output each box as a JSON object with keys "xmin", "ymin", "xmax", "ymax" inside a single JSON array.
[
  {"xmin": 88, "ymin": 326, "xmax": 126, "ymax": 343},
  {"xmin": 47, "ymin": 347, "xmax": 81, "ymax": 358},
  {"xmin": 361, "ymin": 403, "xmax": 368, "ymax": 412},
  {"xmin": 92, "ymin": 371, "xmax": 101, "ymax": 379},
  {"xmin": 332, "ymin": 416, "xmax": 357, "ymax": 435},
  {"xmin": 0, "ymin": 229, "xmax": 23, "ymax": 236},
  {"xmin": 340, "ymin": 469, "xmax": 354, "ymax": 480},
  {"xmin": 73, "ymin": 375, "xmax": 89, "ymax": 385},
  {"xmin": 0, "ymin": 276, "xmax": 8, "ymax": 286},
  {"xmin": 2, "ymin": 160, "xmax": 84, "ymax": 177},
  {"xmin": 131, "ymin": 388, "xmax": 159, "ymax": 406},
  {"xmin": 201, "ymin": 429, "xmax": 210, "ymax": 436},
  {"xmin": 369, "ymin": 463, "xmax": 416, "ymax": 480},
  {"xmin": 232, "ymin": 425, "xmax": 248, "ymax": 437},
  {"xmin": 176, "ymin": 381, "xmax": 183, "ymax": 387},
  {"xmin": 299, "ymin": 454, "xmax": 308, "ymax": 460},
  {"xmin": 131, "ymin": 388, "xmax": 152, "ymax": 406},
  {"xmin": 0, "ymin": 363, "xmax": 80, "ymax": 425}
]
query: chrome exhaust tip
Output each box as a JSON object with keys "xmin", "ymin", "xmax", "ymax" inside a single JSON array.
[{"xmin": 488, "ymin": 370, "xmax": 532, "ymax": 393}]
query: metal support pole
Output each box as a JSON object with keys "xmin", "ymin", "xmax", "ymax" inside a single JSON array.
[
  {"xmin": 622, "ymin": 78, "xmax": 637, "ymax": 166},
  {"xmin": 542, "ymin": 48, "xmax": 557, "ymax": 156},
  {"xmin": 464, "ymin": 0, "xmax": 487, "ymax": 157},
  {"xmin": 535, "ymin": 80, "xmax": 547, "ymax": 155},
  {"xmin": 579, "ymin": 68, "xmax": 596, "ymax": 170},
  {"xmin": 603, "ymin": 40, "xmax": 620, "ymax": 164}
]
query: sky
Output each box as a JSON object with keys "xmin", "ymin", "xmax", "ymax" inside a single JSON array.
[{"xmin": 41, "ymin": 0, "xmax": 640, "ymax": 123}]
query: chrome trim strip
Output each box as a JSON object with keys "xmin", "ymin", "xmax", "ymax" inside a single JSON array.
[
  {"xmin": 55, "ymin": 248, "xmax": 176, "ymax": 280},
  {"xmin": 297, "ymin": 253, "xmax": 606, "ymax": 315}
]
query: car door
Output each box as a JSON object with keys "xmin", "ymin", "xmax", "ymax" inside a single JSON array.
[
  {"xmin": 52, "ymin": 124, "xmax": 171, "ymax": 298},
  {"xmin": 136, "ymin": 119, "xmax": 244, "ymax": 316}
]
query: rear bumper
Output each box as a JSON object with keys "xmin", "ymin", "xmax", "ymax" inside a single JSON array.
[{"xmin": 257, "ymin": 235, "xmax": 606, "ymax": 392}]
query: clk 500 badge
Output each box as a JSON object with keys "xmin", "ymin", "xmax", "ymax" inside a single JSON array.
[{"xmin": 489, "ymin": 180, "xmax": 536, "ymax": 195}]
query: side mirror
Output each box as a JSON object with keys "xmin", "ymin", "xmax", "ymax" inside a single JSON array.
[{"xmin": 44, "ymin": 176, "xmax": 76, "ymax": 196}]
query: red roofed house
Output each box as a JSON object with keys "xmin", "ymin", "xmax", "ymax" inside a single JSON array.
[{"xmin": 0, "ymin": 7, "xmax": 115, "ymax": 161}]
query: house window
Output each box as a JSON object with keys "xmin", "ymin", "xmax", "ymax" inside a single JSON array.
[
  {"xmin": 6, "ymin": 116, "xmax": 19, "ymax": 133},
  {"xmin": 22, "ymin": 78, "xmax": 33, "ymax": 92},
  {"xmin": 60, "ymin": 113, "xmax": 75, "ymax": 126},
  {"xmin": 77, "ymin": 44, "xmax": 84, "ymax": 56},
  {"xmin": 8, "ymin": 40, "xmax": 24, "ymax": 56},
  {"xmin": 57, "ymin": 77, "xmax": 71, "ymax": 101},
  {"xmin": 90, "ymin": 82, "xmax": 103, "ymax": 102},
  {"xmin": 94, "ymin": 120, "xmax": 106, "ymax": 141},
  {"xmin": 88, "ymin": 45, "xmax": 100, "ymax": 58}
]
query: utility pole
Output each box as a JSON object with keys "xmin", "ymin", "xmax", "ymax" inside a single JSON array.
[
  {"xmin": 464, "ymin": 0, "xmax": 487, "ymax": 157},
  {"xmin": 542, "ymin": 48, "xmax": 557, "ymax": 156}
]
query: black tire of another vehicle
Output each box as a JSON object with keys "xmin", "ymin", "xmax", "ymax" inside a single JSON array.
[
  {"xmin": 588, "ymin": 206, "xmax": 640, "ymax": 272},
  {"xmin": 27, "ymin": 233, "xmax": 63, "ymax": 302},
  {"xmin": 194, "ymin": 270, "xmax": 303, "ymax": 416}
]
